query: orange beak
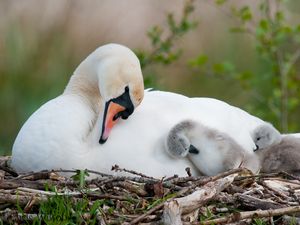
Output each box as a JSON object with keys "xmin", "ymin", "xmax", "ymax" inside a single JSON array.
[{"xmin": 99, "ymin": 101, "xmax": 126, "ymax": 144}]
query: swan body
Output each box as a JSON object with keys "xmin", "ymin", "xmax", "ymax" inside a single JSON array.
[{"xmin": 165, "ymin": 119, "xmax": 260, "ymax": 176}]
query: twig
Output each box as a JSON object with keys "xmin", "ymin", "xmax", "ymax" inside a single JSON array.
[
  {"xmin": 0, "ymin": 165, "xmax": 18, "ymax": 177},
  {"xmin": 0, "ymin": 208, "xmax": 39, "ymax": 223},
  {"xmin": 199, "ymin": 206, "xmax": 300, "ymax": 225},
  {"xmin": 178, "ymin": 168, "xmax": 243, "ymax": 196},
  {"xmin": 129, "ymin": 201, "xmax": 165, "ymax": 224},
  {"xmin": 111, "ymin": 165, "xmax": 158, "ymax": 180},
  {"xmin": 235, "ymin": 193, "xmax": 286, "ymax": 210},
  {"xmin": 258, "ymin": 180, "xmax": 290, "ymax": 200},
  {"xmin": 13, "ymin": 168, "xmax": 111, "ymax": 180}
]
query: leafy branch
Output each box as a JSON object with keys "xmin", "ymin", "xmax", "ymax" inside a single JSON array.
[{"xmin": 136, "ymin": 0, "xmax": 197, "ymax": 69}]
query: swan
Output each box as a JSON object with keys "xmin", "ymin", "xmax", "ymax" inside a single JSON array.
[
  {"xmin": 12, "ymin": 44, "xmax": 145, "ymax": 172},
  {"xmin": 164, "ymin": 119, "xmax": 260, "ymax": 176}
]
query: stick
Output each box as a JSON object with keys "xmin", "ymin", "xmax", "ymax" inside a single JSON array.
[
  {"xmin": 163, "ymin": 200, "xmax": 182, "ymax": 225},
  {"xmin": 130, "ymin": 168, "xmax": 242, "ymax": 225},
  {"xmin": 235, "ymin": 193, "xmax": 286, "ymax": 210},
  {"xmin": 111, "ymin": 165, "xmax": 158, "ymax": 180},
  {"xmin": 13, "ymin": 168, "xmax": 111, "ymax": 180},
  {"xmin": 0, "ymin": 165, "xmax": 18, "ymax": 177},
  {"xmin": 200, "ymin": 206, "xmax": 300, "ymax": 225},
  {"xmin": 162, "ymin": 174, "xmax": 236, "ymax": 225}
]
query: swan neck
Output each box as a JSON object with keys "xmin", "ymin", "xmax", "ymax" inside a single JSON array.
[{"xmin": 64, "ymin": 73, "xmax": 102, "ymax": 114}]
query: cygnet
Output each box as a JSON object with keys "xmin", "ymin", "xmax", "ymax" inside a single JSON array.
[
  {"xmin": 165, "ymin": 120, "xmax": 260, "ymax": 176},
  {"xmin": 252, "ymin": 123, "xmax": 300, "ymax": 174}
]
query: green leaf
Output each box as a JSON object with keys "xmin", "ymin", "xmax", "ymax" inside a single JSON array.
[
  {"xmin": 213, "ymin": 63, "xmax": 225, "ymax": 73},
  {"xmin": 215, "ymin": 0, "xmax": 227, "ymax": 5},
  {"xmin": 295, "ymin": 24, "xmax": 300, "ymax": 33},
  {"xmin": 288, "ymin": 97, "xmax": 299, "ymax": 110},
  {"xmin": 240, "ymin": 6, "xmax": 252, "ymax": 22},
  {"xmin": 222, "ymin": 61, "xmax": 235, "ymax": 72},
  {"xmin": 167, "ymin": 14, "xmax": 177, "ymax": 33},
  {"xmin": 238, "ymin": 71, "xmax": 254, "ymax": 80},
  {"xmin": 259, "ymin": 19, "xmax": 269, "ymax": 31},
  {"xmin": 230, "ymin": 27, "xmax": 246, "ymax": 33},
  {"xmin": 275, "ymin": 11, "xmax": 284, "ymax": 22},
  {"xmin": 71, "ymin": 169, "xmax": 89, "ymax": 188},
  {"xmin": 189, "ymin": 54, "xmax": 208, "ymax": 67},
  {"xmin": 147, "ymin": 26, "xmax": 162, "ymax": 46}
]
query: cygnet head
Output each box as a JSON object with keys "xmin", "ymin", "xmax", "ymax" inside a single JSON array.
[
  {"xmin": 165, "ymin": 120, "xmax": 199, "ymax": 158},
  {"xmin": 251, "ymin": 123, "xmax": 282, "ymax": 151},
  {"xmin": 66, "ymin": 44, "xmax": 144, "ymax": 144}
]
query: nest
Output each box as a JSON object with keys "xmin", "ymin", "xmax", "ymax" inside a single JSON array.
[{"xmin": 0, "ymin": 156, "xmax": 300, "ymax": 224}]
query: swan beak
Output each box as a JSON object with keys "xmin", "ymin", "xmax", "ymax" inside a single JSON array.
[
  {"xmin": 253, "ymin": 144, "xmax": 259, "ymax": 152},
  {"xmin": 99, "ymin": 101, "xmax": 125, "ymax": 144}
]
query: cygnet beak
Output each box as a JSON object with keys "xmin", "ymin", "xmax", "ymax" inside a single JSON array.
[
  {"xmin": 253, "ymin": 144, "xmax": 259, "ymax": 152},
  {"xmin": 188, "ymin": 145, "xmax": 199, "ymax": 154}
]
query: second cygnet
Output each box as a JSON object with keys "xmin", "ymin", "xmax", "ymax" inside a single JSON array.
[
  {"xmin": 251, "ymin": 122, "xmax": 282, "ymax": 150},
  {"xmin": 165, "ymin": 120, "xmax": 260, "ymax": 176},
  {"xmin": 253, "ymin": 124, "xmax": 300, "ymax": 175}
]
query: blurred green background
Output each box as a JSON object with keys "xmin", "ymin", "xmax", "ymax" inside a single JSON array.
[{"xmin": 1, "ymin": 0, "xmax": 300, "ymax": 155}]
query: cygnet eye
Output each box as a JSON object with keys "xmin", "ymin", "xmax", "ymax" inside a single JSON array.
[
  {"xmin": 125, "ymin": 86, "xmax": 129, "ymax": 92},
  {"xmin": 256, "ymin": 137, "xmax": 261, "ymax": 141}
]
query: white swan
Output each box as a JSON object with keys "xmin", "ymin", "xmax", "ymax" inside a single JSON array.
[
  {"xmin": 164, "ymin": 119, "xmax": 260, "ymax": 176},
  {"xmin": 11, "ymin": 43, "xmax": 269, "ymax": 178},
  {"xmin": 12, "ymin": 44, "xmax": 145, "ymax": 172}
]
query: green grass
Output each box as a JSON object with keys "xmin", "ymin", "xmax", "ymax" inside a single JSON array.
[{"xmin": 18, "ymin": 194, "xmax": 106, "ymax": 225}]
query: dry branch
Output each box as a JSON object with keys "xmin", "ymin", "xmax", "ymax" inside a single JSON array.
[
  {"xmin": 235, "ymin": 193, "xmax": 286, "ymax": 210},
  {"xmin": 200, "ymin": 206, "xmax": 300, "ymax": 225},
  {"xmin": 0, "ymin": 156, "xmax": 299, "ymax": 224},
  {"xmin": 162, "ymin": 174, "xmax": 236, "ymax": 225}
]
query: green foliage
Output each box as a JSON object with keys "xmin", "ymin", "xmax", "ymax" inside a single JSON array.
[
  {"xmin": 135, "ymin": 0, "xmax": 197, "ymax": 88},
  {"xmin": 136, "ymin": 0, "xmax": 197, "ymax": 69},
  {"xmin": 29, "ymin": 195, "xmax": 101, "ymax": 225},
  {"xmin": 71, "ymin": 169, "xmax": 90, "ymax": 189},
  {"xmin": 253, "ymin": 218, "xmax": 268, "ymax": 225},
  {"xmin": 190, "ymin": 0, "xmax": 300, "ymax": 132}
]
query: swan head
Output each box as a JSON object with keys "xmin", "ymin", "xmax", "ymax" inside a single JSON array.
[
  {"xmin": 73, "ymin": 43, "xmax": 144, "ymax": 143},
  {"xmin": 252, "ymin": 123, "xmax": 282, "ymax": 151}
]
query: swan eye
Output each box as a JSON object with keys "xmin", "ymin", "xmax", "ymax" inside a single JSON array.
[
  {"xmin": 256, "ymin": 137, "xmax": 261, "ymax": 141},
  {"xmin": 125, "ymin": 86, "xmax": 129, "ymax": 92}
]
